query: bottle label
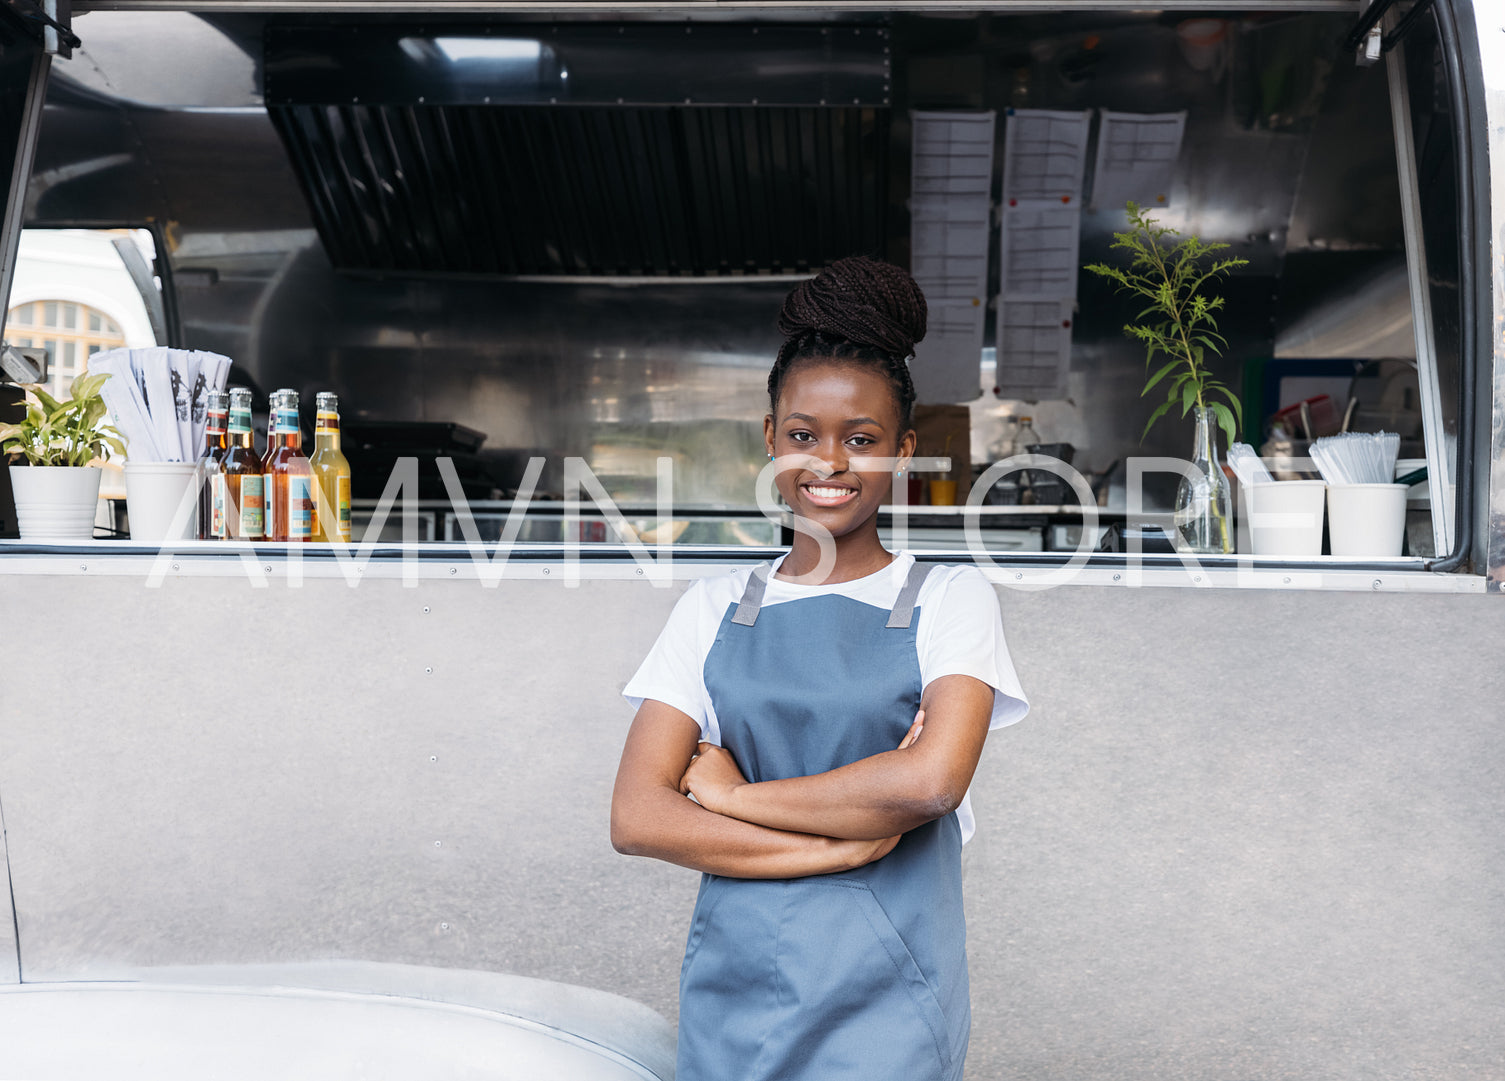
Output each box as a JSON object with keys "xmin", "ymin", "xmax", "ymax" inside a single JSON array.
[
  {"xmin": 229, "ymin": 407, "xmax": 253, "ymax": 435},
  {"xmin": 274, "ymin": 407, "xmax": 300, "ymax": 434},
  {"xmin": 337, "ymin": 474, "xmax": 351, "ymax": 541},
  {"xmin": 207, "ymin": 411, "xmax": 228, "ymax": 438},
  {"xmin": 239, "ymin": 475, "xmax": 265, "ymax": 537},
  {"xmin": 211, "ymin": 474, "xmax": 228, "ymax": 538},
  {"xmin": 289, "ymin": 475, "xmax": 312, "ymax": 539},
  {"xmin": 316, "ymin": 410, "xmax": 338, "ymax": 430}
]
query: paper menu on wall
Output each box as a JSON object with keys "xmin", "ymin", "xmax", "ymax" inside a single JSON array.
[
  {"xmin": 998, "ymin": 204, "xmax": 1083, "ymax": 299},
  {"xmin": 1001, "ymin": 108, "xmax": 1091, "ymax": 204},
  {"xmin": 1089, "ymin": 110, "xmax": 1186, "ymax": 211}
]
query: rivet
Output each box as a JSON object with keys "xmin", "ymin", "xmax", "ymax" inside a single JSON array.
[
  {"xmin": 1194, "ymin": 575, "xmax": 1201, "ymax": 583},
  {"xmin": 172, "ymin": 562, "xmax": 179, "ymax": 571},
  {"xmin": 430, "ymin": 755, "xmax": 437, "ymax": 762},
  {"xmin": 1015, "ymin": 572, "xmax": 1023, "ymax": 580},
  {"xmin": 424, "ymin": 666, "xmax": 433, "ymax": 674},
  {"xmin": 542, "ymin": 567, "xmax": 550, "ymax": 575},
  {"xmin": 1372, "ymin": 579, "xmax": 1383, "ymax": 590},
  {"xmin": 434, "ymin": 840, "xmax": 442, "ymax": 847},
  {"xmin": 1113, "ymin": 573, "xmax": 1121, "ymax": 581},
  {"xmin": 264, "ymin": 565, "xmax": 272, "ymax": 573},
  {"xmin": 423, "ymin": 605, "xmax": 430, "ymax": 613},
  {"xmin": 1283, "ymin": 576, "xmax": 1291, "ymax": 584},
  {"xmin": 440, "ymin": 922, "xmax": 450, "ymax": 931},
  {"xmin": 449, "ymin": 566, "xmax": 457, "ymax": 575},
  {"xmin": 636, "ymin": 567, "xmax": 644, "ymax": 575},
  {"xmin": 79, "ymin": 564, "xmax": 87, "ymax": 571}
]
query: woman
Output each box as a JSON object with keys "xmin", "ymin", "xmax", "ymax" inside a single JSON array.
[{"xmin": 611, "ymin": 256, "xmax": 1029, "ymax": 1081}]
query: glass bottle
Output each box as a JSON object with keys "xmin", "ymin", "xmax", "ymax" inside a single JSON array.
[
  {"xmin": 1015, "ymin": 415, "xmax": 1041, "ymax": 502},
  {"xmin": 264, "ymin": 388, "xmax": 312, "ymax": 543},
  {"xmin": 199, "ymin": 389, "xmax": 229, "ymax": 540},
  {"xmin": 310, "ymin": 392, "xmax": 352, "ymax": 543},
  {"xmin": 1174, "ymin": 405, "xmax": 1234, "ymax": 554},
  {"xmin": 223, "ymin": 387, "xmax": 264, "ymax": 540}
]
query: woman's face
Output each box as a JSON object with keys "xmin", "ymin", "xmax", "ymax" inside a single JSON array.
[{"xmin": 763, "ymin": 360, "xmax": 916, "ymax": 540}]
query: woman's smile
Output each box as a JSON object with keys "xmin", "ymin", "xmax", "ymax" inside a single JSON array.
[{"xmin": 800, "ymin": 481, "xmax": 859, "ymax": 507}]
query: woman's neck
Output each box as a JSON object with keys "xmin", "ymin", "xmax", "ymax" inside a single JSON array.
[{"xmin": 776, "ymin": 528, "xmax": 894, "ymax": 584}]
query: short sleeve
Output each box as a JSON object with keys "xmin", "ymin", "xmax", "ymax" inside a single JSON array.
[
  {"xmin": 622, "ymin": 581, "xmax": 711, "ymax": 736},
  {"xmin": 917, "ymin": 566, "xmax": 1030, "ymax": 729}
]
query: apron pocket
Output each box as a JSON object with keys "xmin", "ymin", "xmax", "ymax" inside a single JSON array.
[{"xmin": 773, "ymin": 879, "xmax": 954, "ymax": 1078}]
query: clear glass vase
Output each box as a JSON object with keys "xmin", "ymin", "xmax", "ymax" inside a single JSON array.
[{"xmin": 1175, "ymin": 405, "xmax": 1233, "ymax": 554}]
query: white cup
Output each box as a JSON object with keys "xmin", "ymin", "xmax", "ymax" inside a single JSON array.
[
  {"xmin": 1245, "ymin": 480, "xmax": 1326, "ymax": 557},
  {"xmin": 124, "ymin": 461, "xmax": 200, "ymax": 545},
  {"xmin": 1326, "ymin": 483, "xmax": 1409, "ymax": 558}
]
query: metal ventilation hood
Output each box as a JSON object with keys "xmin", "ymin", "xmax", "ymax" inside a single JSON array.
[{"xmin": 264, "ymin": 22, "xmax": 893, "ymax": 278}]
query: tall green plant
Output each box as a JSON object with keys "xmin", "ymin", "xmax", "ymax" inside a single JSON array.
[
  {"xmin": 1084, "ymin": 202, "xmax": 1248, "ymax": 449},
  {"xmin": 0, "ymin": 370, "xmax": 127, "ymax": 467}
]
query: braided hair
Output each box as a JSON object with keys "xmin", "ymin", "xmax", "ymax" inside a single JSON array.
[{"xmin": 769, "ymin": 256, "xmax": 927, "ymax": 432}]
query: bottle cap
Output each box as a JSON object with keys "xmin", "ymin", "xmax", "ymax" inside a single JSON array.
[
  {"xmin": 229, "ymin": 386, "xmax": 253, "ymax": 407},
  {"xmin": 207, "ymin": 390, "xmax": 229, "ymax": 411},
  {"xmin": 316, "ymin": 392, "xmax": 339, "ymax": 413}
]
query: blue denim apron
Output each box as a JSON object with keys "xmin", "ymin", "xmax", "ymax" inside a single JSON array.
[{"xmin": 677, "ymin": 559, "xmax": 969, "ymax": 1081}]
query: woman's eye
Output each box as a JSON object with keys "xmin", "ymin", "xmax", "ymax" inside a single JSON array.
[
  {"xmin": 848, "ymin": 435, "xmax": 877, "ymax": 448},
  {"xmin": 787, "ymin": 431, "xmax": 814, "ymax": 444}
]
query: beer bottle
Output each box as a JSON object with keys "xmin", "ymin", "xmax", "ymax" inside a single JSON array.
[
  {"xmin": 310, "ymin": 392, "xmax": 352, "ymax": 543},
  {"xmin": 199, "ymin": 390, "xmax": 229, "ymax": 540},
  {"xmin": 223, "ymin": 387, "xmax": 264, "ymax": 540},
  {"xmin": 264, "ymin": 388, "xmax": 312, "ymax": 543}
]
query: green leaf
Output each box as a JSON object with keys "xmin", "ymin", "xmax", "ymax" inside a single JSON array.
[
  {"xmin": 1142, "ymin": 359, "xmax": 1179, "ymax": 395},
  {"xmin": 1141, "ymin": 399, "xmax": 1173, "ymax": 442},
  {"xmin": 1180, "ymin": 381, "xmax": 1196, "ymax": 417},
  {"xmin": 1208, "ymin": 401, "xmax": 1236, "ymax": 447}
]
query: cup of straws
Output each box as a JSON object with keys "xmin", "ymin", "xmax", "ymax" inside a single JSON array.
[{"xmin": 1310, "ymin": 432, "xmax": 1407, "ymax": 557}]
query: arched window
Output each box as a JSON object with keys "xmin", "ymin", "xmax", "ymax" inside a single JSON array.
[{"xmin": 5, "ymin": 299, "xmax": 127, "ymax": 399}]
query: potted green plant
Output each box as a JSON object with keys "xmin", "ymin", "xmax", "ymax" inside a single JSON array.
[
  {"xmin": 1084, "ymin": 202, "xmax": 1248, "ymax": 554},
  {"xmin": 1, "ymin": 369, "xmax": 127, "ymax": 541}
]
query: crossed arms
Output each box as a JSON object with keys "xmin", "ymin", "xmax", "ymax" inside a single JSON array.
[{"xmin": 609, "ymin": 673, "xmax": 995, "ymax": 879}]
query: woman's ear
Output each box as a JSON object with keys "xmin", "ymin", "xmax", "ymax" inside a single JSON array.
[
  {"xmin": 897, "ymin": 427, "xmax": 917, "ymax": 470},
  {"xmin": 763, "ymin": 413, "xmax": 776, "ymax": 457}
]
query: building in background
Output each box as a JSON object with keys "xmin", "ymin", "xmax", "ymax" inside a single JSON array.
[{"xmin": 4, "ymin": 228, "xmax": 158, "ymax": 399}]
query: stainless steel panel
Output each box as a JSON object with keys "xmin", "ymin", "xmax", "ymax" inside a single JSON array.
[
  {"xmin": 1, "ymin": 570, "xmax": 1502, "ymax": 1080},
  {"xmin": 263, "ymin": 22, "xmax": 891, "ymax": 108}
]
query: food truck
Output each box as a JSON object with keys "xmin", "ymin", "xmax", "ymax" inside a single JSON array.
[{"xmin": 0, "ymin": 1, "xmax": 1501, "ymax": 1077}]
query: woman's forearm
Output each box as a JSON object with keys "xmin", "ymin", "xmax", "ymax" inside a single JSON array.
[
  {"xmin": 712, "ymin": 675, "xmax": 997, "ymax": 840},
  {"xmin": 721, "ymin": 747, "xmax": 952, "ymax": 840},
  {"xmin": 611, "ymin": 779, "xmax": 889, "ymax": 878}
]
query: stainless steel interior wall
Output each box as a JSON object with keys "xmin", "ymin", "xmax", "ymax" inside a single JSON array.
[
  {"xmin": 24, "ymin": 9, "xmax": 1420, "ymax": 495},
  {"xmin": 1, "ymin": 569, "xmax": 1501, "ymax": 1079}
]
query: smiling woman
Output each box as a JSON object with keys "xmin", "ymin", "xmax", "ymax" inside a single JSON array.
[{"xmin": 610, "ymin": 256, "xmax": 1030, "ymax": 1081}]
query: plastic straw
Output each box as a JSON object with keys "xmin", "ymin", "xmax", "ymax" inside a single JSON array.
[{"xmin": 1311, "ymin": 431, "xmax": 1400, "ymax": 485}]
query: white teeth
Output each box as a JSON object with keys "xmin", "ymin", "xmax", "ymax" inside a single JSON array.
[{"xmin": 806, "ymin": 486, "xmax": 854, "ymax": 499}]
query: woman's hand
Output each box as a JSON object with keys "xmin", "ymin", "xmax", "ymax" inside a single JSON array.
[{"xmin": 678, "ymin": 742, "xmax": 747, "ymax": 816}]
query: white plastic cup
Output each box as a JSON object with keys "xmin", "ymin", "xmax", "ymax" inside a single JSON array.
[
  {"xmin": 1246, "ymin": 480, "xmax": 1326, "ymax": 557},
  {"xmin": 1326, "ymin": 483, "xmax": 1409, "ymax": 558},
  {"xmin": 124, "ymin": 461, "xmax": 200, "ymax": 544},
  {"xmin": 8, "ymin": 465, "xmax": 103, "ymax": 541}
]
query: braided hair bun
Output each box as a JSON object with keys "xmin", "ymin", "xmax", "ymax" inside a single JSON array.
[{"xmin": 770, "ymin": 256, "xmax": 928, "ymax": 430}]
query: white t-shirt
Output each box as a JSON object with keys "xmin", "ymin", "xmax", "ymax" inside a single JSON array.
[{"xmin": 623, "ymin": 551, "xmax": 1029, "ymax": 843}]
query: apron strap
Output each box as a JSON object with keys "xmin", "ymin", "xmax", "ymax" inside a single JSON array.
[
  {"xmin": 730, "ymin": 562, "xmax": 772, "ymax": 626},
  {"xmin": 885, "ymin": 560, "xmax": 934, "ymax": 629}
]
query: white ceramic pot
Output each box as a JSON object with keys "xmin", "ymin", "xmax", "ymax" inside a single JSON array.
[{"xmin": 8, "ymin": 465, "xmax": 103, "ymax": 541}]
